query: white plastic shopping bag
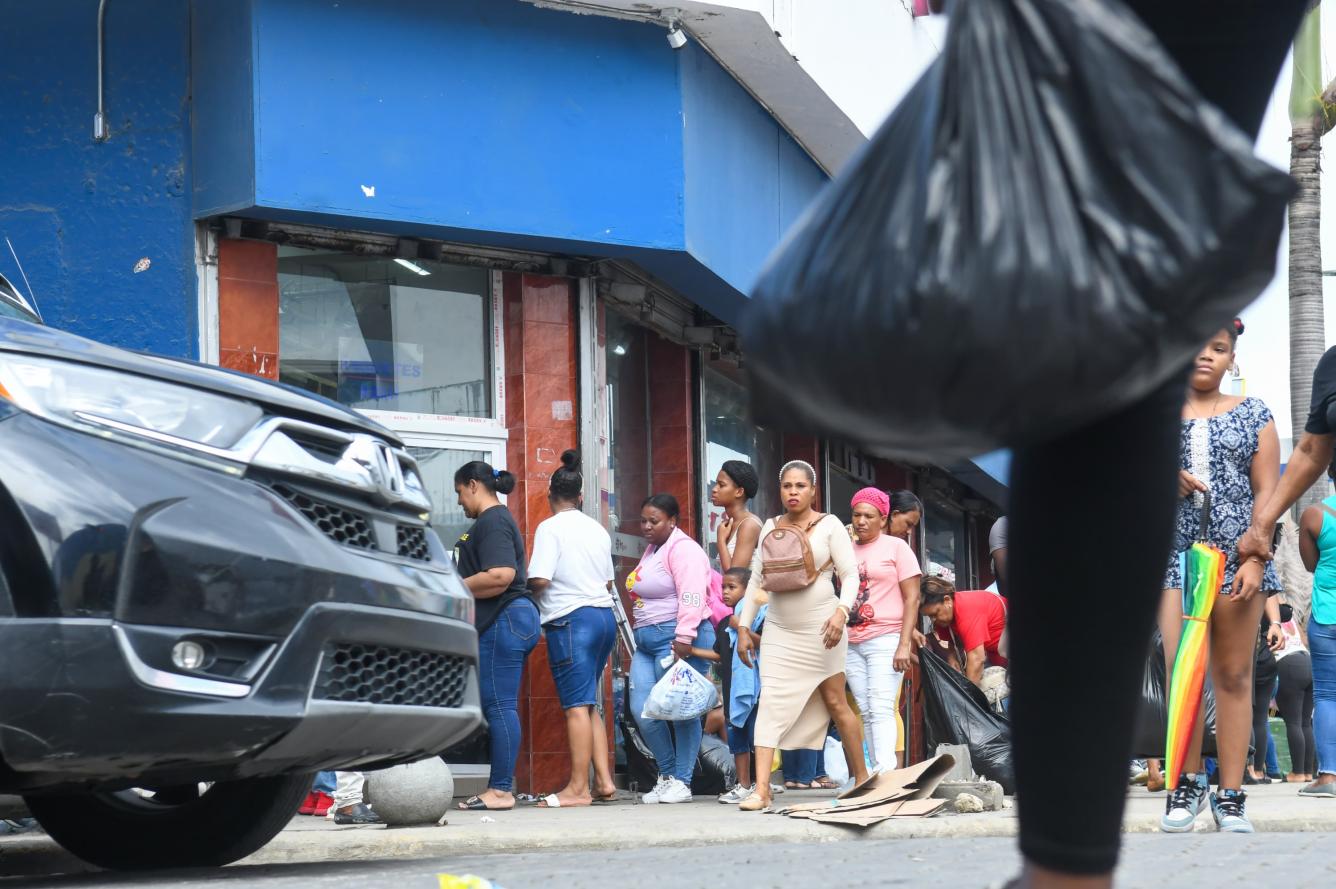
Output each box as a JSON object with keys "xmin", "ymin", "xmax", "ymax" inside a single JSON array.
[
  {"xmin": 639, "ymin": 657, "xmax": 717, "ymax": 721},
  {"xmin": 823, "ymin": 735, "xmax": 850, "ymax": 785}
]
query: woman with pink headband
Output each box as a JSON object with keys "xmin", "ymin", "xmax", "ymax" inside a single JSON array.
[{"xmin": 846, "ymin": 487, "xmax": 922, "ymax": 772}]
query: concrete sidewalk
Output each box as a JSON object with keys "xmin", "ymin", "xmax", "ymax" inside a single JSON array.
[
  {"xmin": 3, "ymin": 782, "xmax": 1333, "ymax": 873},
  {"xmin": 242, "ymin": 782, "xmax": 1336, "ymax": 864}
]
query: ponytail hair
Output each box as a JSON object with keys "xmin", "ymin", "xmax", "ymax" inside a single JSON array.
[
  {"xmin": 454, "ymin": 460, "xmax": 516, "ymax": 496},
  {"xmin": 549, "ymin": 449, "xmax": 584, "ymax": 502}
]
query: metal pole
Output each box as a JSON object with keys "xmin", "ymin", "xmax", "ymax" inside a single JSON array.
[{"xmin": 94, "ymin": 0, "xmax": 109, "ymax": 141}]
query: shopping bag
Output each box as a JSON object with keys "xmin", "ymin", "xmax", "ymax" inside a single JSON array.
[
  {"xmin": 742, "ymin": 0, "xmax": 1293, "ymax": 459},
  {"xmin": 639, "ymin": 658, "xmax": 718, "ymax": 721}
]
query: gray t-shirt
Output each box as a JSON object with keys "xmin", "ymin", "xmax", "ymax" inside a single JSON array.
[{"xmin": 989, "ymin": 517, "xmax": 1008, "ymax": 555}]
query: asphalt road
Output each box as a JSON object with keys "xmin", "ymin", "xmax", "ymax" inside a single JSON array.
[{"xmin": 5, "ymin": 833, "xmax": 1335, "ymax": 889}]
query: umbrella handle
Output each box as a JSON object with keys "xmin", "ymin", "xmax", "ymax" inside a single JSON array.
[{"xmin": 1197, "ymin": 491, "xmax": 1212, "ymax": 543}]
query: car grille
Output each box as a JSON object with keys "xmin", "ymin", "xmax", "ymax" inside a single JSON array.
[
  {"xmin": 397, "ymin": 525, "xmax": 431, "ymax": 561},
  {"xmin": 272, "ymin": 484, "xmax": 431, "ymax": 561},
  {"xmin": 314, "ymin": 643, "xmax": 471, "ymax": 708}
]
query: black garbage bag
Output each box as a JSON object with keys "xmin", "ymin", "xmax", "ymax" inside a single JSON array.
[
  {"xmin": 692, "ymin": 734, "xmax": 738, "ymax": 796},
  {"xmin": 741, "ymin": 0, "xmax": 1293, "ymax": 459},
  {"xmin": 618, "ymin": 685, "xmax": 738, "ymax": 795},
  {"xmin": 919, "ymin": 646, "xmax": 1015, "ymax": 794},
  {"xmin": 1132, "ymin": 632, "xmax": 1219, "ymax": 759}
]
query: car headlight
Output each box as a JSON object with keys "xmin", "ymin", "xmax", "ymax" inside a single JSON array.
[{"xmin": 0, "ymin": 355, "xmax": 263, "ymax": 450}]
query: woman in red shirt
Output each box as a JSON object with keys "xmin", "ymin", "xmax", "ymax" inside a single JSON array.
[{"xmin": 919, "ymin": 577, "xmax": 1008, "ymax": 686}]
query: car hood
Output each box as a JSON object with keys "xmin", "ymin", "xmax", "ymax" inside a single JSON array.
[{"xmin": 0, "ymin": 317, "xmax": 400, "ymax": 444}]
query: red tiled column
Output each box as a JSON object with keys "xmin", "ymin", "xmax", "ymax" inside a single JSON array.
[
  {"xmin": 647, "ymin": 335, "xmax": 697, "ymax": 538},
  {"xmin": 502, "ymin": 272, "xmax": 581, "ymax": 794},
  {"xmin": 216, "ymin": 239, "xmax": 279, "ymax": 379}
]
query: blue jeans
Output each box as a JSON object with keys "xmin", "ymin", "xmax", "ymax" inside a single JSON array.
[
  {"xmin": 783, "ymin": 748, "xmax": 821, "ymax": 785},
  {"xmin": 629, "ymin": 620, "xmax": 716, "ymax": 783},
  {"xmin": 479, "ymin": 597, "xmax": 541, "ymax": 792},
  {"xmin": 1310, "ymin": 620, "xmax": 1336, "ymax": 777},
  {"xmin": 545, "ymin": 605, "xmax": 617, "ymax": 709},
  {"xmin": 313, "ymin": 770, "xmax": 336, "ymax": 794}
]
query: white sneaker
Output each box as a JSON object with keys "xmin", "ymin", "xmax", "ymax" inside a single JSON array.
[
  {"xmin": 718, "ymin": 783, "xmax": 753, "ymax": 804},
  {"xmin": 658, "ymin": 777, "xmax": 693, "ymax": 804},
  {"xmin": 641, "ymin": 775, "xmax": 671, "ymax": 804}
]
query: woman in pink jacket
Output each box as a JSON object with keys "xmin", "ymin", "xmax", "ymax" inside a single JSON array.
[{"xmin": 627, "ymin": 493, "xmax": 714, "ymax": 805}]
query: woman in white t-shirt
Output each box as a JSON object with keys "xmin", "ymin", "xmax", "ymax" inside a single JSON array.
[{"xmin": 528, "ymin": 450, "xmax": 618, "ymax": 808}]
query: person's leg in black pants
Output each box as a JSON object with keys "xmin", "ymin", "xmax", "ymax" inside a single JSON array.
[
  {"xmin": 1009, "ymin": 3, "xmax": 1310, "ymax": 883},
  {"xmin": 1276, "ymin": 652, "xmax": 1317, "ymax": 778},
  {"xmin": 1252, "ymin": 669, "xmax": 1276, "ymax": 776}
]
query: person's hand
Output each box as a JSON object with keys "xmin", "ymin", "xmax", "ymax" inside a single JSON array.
[
  {"xmin": 1230, "ymin": 558, "xmax": 1264, "ymax": 602},
  {"xmin": 1237, "ymin": 523, "xmax": 1275, "ymax": 565},
  {"xmin": 821, "ymin": 607, "xmax": 848, "ymax": 649},
  {"xmin": 737, "ymin": 626, "xmax": 757, "ymax": 668},
  {"xmin": 1267, "ymin": 623, "xmax": 1284, "ymax": 652},
  {"xmin": 716, "ymin": 516, "xmax": 732, "ymax": 541},
  {"xmin": 912, "ymin": 628, "xmax": 928, "ymax": 649},
  {"xmin": 671, "ymin": 640, "xmax": 694, "ymax": 661},
  {"xmin": 894, "ymin": 636, "xmax": 916, "ymax": 672},
  {"xmin": 1178, "ymin": 470, "xmax": 1208, "ymax": 499}
]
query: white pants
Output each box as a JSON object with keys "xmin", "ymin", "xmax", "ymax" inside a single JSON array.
[
  {"xmin": 332, "ymin": 771, "xmax": 365, "ymax": 810},
  {"xmin": 845, "ymin": 632, "xmax": 904, "ymax": 772}
]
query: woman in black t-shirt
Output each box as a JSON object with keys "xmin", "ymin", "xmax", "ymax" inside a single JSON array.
[{"xmin": 452, "ymin": 461, "xmax": 538, "ymax": 812}]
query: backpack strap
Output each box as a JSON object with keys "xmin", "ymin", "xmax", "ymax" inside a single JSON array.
[{"xmin": 1321, "ymin": 502, "xmax": 1336, "ymax": 522}]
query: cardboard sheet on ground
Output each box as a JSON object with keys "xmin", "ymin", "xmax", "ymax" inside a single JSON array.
[
  {"xmin": 797, "ymin": 798, "xmax": 947, "ymax": 827},
  {"xmin": 773, "ymin": 753, "xmax": 955, "ymax": 825}
]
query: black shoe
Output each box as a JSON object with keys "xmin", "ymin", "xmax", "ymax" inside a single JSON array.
[{"xmin": 332, "ymin": 803, "xmax": 384, "ymax": 825}]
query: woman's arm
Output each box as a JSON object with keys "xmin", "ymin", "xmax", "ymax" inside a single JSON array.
[
  {"xmin": 821, "ymin": 518, "xmax": 859, "ymax": 649},
  {"xmin": 894, "ymin": 575, "xmax": 922, "ymax": 671},
  {"xmin": 1300, "ymin": 505, "xmax": 1323, "ymax": 573},
  {"xmin": 716, "ymin": 518, "xmax": 733, "ymax": 571},
  {"xmin": 527, "ymin": 577, "xmax": 551, "ymax": 595},
  {"xmin": 666, "ymin": 539, "xmax": 710, "ymax": 649},
  {"xmin": 1233, "ymin": 418, "xmax": 1281, "ymax": 600},
  {"xmin": 730, "ymin": 518, "xmax": 762, "ymax": 579},
  {"xmin": 465, "ymin": 567, "xmax": 516, "ymax": 599}
]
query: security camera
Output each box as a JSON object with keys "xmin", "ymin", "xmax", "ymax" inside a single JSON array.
[{"xmin": 666, "ymin": 24, "xmax": 687, "ymax": 49}]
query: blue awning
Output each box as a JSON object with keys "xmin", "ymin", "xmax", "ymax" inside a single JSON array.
[
  {"xmin": 191, "ymin": 0, "xmax": 838, "ymax": 325},
  {"xmin": 947, "ymin": 450, "xmax": 1011, "ymax": 509}
]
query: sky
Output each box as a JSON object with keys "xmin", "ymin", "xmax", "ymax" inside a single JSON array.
[{"xmin": 717, "ymin": 0, "xmax": 1335, "ymax": 445}]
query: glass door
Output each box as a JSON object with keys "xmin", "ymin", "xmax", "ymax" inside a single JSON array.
[{"xmin": 399, "ymin": 434, "xmax": 506, "ymax": 556}]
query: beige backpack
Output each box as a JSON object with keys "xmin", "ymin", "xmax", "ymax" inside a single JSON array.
[{"xmin": 760, "ymin": 514, "xmax": 831, "ymax": 594}]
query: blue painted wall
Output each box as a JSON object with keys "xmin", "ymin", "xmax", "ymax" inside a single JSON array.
[
  {"xmin": 0, "ymin": 0, "xmax": 196, "ymax": 357},
  {"xmin": 193, "ymin": 0, "xmax": 829, "ymax": 323}
]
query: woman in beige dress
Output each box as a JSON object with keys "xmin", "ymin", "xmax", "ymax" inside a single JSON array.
[{"xmin": 735, "ymin": 460, "xmax": 869, "ymax": 810}]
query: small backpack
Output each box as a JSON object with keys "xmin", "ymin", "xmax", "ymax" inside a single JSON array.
[{"xmin": 760, "ymin": 514, "xmax": 831, "ymax": 593}]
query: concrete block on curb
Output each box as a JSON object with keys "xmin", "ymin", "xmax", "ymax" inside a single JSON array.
[
  {"xmin": 932, "ymin": 780, "xmax": 1004, "ymax": 811},
  {"xmin": 935, "ymin": 744, "xmax": 975, "ymax": 781}
]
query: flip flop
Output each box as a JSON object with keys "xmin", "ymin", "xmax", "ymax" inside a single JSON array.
[
  {"xmin": 537, "ymin": 793, "xmax": 562, "ymax": 808},
  {"xmin": 457, "ymin": 795, "xmax": 514, "ymax": 811},
  {"xmin": 592, "ymin": 790, "xmax": 628, "ymax": 803}
]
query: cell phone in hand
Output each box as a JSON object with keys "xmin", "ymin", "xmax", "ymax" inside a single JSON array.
[{"xmin": 1272, "ymin": 522, "xmax": 1284, "ymax": 551}]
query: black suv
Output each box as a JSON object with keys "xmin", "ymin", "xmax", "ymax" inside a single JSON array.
[{"xmin": 0, "ymin": 274, "xmax": 480, "ymax": 869}]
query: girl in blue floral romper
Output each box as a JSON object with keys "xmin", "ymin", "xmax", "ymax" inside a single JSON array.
[{"xmin": 1157, "ymin": 320, "xmax": 1280, "ymax": 835}]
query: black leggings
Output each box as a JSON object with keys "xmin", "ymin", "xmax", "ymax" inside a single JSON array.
[
  {"xmin": 1276, "ymin": 652, "xmax": 1317, "ymax": 776},
  {"xmin": 1011, "ymin": 3, "xmax": 1308, "ymax": 873},
  {"xmin": 1253, "ymin": 661, "xmax": 1277, "ymax": 772}
]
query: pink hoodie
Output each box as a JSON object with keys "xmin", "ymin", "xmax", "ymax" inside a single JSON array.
[{"xmin": 628, "ymin": 527, "xmax": 712, "ymax": 643}]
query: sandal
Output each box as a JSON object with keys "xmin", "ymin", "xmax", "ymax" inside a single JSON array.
[
  {"xmin": 812, "ymin": 778, "xmax": 839, "ymax": 790},
  {"xmin": 738, "ymin": 791, "xmax": 770, "ymax": 812},
  {"xmin": 457, "ymin": 795, "xmax": 514, "ymax": 811}
]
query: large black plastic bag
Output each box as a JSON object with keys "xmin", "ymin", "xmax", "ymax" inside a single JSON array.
[
  {"xmin": 742, "ymin": 0, "xmax": 1293, "ymax": 458},
  {"xmin": 1132, "ymin": 632, "xmax": 1219, "ymax": 759},
  {"xmin": 919, "ymin": 647, "xmax": 1015, "ymax": 793}
]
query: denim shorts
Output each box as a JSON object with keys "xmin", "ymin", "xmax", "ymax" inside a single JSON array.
[
  {"xmin": 727, "ymin": 705, "xmax": 758, "ymax": 755},
  {"xmin": 545, "ymin": 605, "xmax": 617, "ymax": 709}
]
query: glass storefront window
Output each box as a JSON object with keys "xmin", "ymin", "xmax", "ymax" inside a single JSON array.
[
  {"xmin": 277, "ymin": 246, "xmax": 491, "ymax": 418},
  {"xmin": 924, "ymin": 500, "xmax": 967, "ymax": 585},
  {"xmin": 405, "ymin": 445, "xmax": 489, "ymax": 552},
  {"xmin": 701, "ymin": 365, "xmax": 781, "ymax": 562},
  {"xmin": 605, "ymin": 312, "xmax": 652, "ymax": 581}
]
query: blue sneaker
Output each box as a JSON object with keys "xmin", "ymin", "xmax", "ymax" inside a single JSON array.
[
  {"xmin": 1211, "ymin": 789, "xmax": 1254, "ymax": 833},
  {"xmin": 1160, "ymin": 773, "xmax": 1209, "ymax": 833}
]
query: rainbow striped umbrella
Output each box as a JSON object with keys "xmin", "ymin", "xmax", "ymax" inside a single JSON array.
[{"xmin": 1165, "ymin": 493, "xmax": 1225, "ymax": 790}]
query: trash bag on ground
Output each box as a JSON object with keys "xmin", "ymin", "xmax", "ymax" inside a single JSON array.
[
  {"xmin": 741, "ymin": 0, "xmax": 1293, "ymax": 460},
  {"xmin": 692, "ymin": 734, "xmax": 737, "ymax": 795},
  {"xmin": 1132, "ymin": 632, "xmax": 1220, "ymax": 759},
  {"xmin": 919, "ymin": 647, "xmax": 1015, "ymax": 794},
  {"xmin": 640, "ymin": 658, "xmax": 717, "ymax": 722},
  {"xmin": 823, "ymin": 735, "xmax": 850, "ymax": 786}
]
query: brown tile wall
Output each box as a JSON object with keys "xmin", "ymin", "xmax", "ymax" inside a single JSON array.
[
  {"xmin": 647, "ymin": 334, "xmax": 696, "ymax": 539},
  {"xmin": 217, "ymin": 239, "xmax": 279, "ymax": 380}
]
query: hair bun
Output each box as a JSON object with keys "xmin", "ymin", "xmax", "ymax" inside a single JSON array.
[
  {"xmin": 560, "ymin": 449, "xmax": 581, "ymax": 472},
  {"xmin": 1233, "ymin": 318, "xmax": 1246, "ymax": 337}
]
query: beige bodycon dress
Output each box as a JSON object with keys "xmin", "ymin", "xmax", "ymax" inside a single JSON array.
[{"xmin": 738, "ymin": 514, "xmax": 860, "ymax": 750}]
